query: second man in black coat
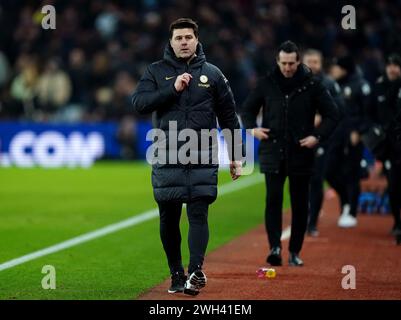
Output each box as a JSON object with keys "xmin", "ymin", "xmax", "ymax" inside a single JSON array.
[{"xmin": 241, "ymin": 41, "xmax": 339, "ymax": 266}]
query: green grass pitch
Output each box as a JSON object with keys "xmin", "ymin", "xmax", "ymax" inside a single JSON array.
[{"xmin": 0, "ymin": 162, "xmax": 290, "ymax": 300}]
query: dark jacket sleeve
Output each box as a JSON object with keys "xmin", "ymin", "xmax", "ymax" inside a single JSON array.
[
  {"xmin": 214, "ymin": 73, "xmax": 240, "ymax": 130},
  {"xmin": 329, "ymin": 79, "xmax": 346, "ymax": 120},
  {"xmin": 312, "ymin": 82, "xmax": 340, "ymax": 141},
  {"xmin": 357, "ymin": 81, "xmax": 373, "ymax": 134},
  {"xmin": 397, "ymin": 87, "xmax": 401, "ymax": 119},
  {"xmin": 240, "ymin": 80, "xmax": 265, "ymax": 129},
  {"xmin": 367, "ymin": 81, "xmax": 380, "ymax": 128},
  {"xmin": 132, "ymin": 65, "xmax": 179, "ymax": 115},
  {"xmin": 214, "ymin": 71, "xmax": 243, "ymax": 161}
]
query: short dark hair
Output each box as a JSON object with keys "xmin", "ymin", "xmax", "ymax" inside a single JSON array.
[
  {"xmin": 169, "ymin": 18, "xmax": 199, "ymax": 39},
  {"xmin": 276, "ymin": 41, "xmax": 300, "ymax": 61}
]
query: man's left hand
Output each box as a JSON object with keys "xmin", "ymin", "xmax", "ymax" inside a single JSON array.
[
  {"xmin": 299, "ymin": 136, "xmax": 319, "ymax": 148},
  {"xmin": 230, "ymin": 161, "xmax": 242, "ymax": 180}
]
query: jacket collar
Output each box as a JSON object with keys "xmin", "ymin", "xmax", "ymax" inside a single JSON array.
[
  {"xmin": 163, "ymin": 43, "xmax": 206, "ymax": 69},
  {"xmin": 270, "ymin": 63, "xmax": 313, "ymax": 95},
  {"xmin": 270, "ymin": 63, "xmax": 312, "ymax": 80}
]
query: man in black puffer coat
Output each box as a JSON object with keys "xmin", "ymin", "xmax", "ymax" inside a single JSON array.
[
  {"xmin": 241, "ymin": 41, "xmax": 339, "ymax": 267},
  {"xmin": 132, "ymin": 18, "xmax": 242, "ymax": 296}
]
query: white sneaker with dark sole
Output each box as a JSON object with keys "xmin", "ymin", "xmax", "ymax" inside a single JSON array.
[
  {"xmin": 338, "ymin": 212, "xmax": 357, "ymax": 228},
  {"xmin": 183, "ymin": 270, "xmax": 207, "ymax": 296}
]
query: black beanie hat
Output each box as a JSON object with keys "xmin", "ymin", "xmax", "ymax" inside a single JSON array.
[
  {"xmin": 386, "ymin": 54, "xmax": 401, "ymax": 68},
  {"xmin": 335, "ymin": 55, "xmax": 356, "ymax": 74}
]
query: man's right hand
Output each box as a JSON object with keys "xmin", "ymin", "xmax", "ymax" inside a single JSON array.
[
  {"xmin": 230, "ymin": 161, "xmax": 242, "ymax": 181},
  {"xmin": 251, "ymin": 128, "xmax": 270, "ymax": 140},
  {"xmin": 174, "ymin": 73, "xmax": 192, "ymax": 92}
]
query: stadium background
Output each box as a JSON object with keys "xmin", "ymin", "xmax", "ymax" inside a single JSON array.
[{"xmin": 0, "ymin": 0, "xmax": 400, "ymax": 300}]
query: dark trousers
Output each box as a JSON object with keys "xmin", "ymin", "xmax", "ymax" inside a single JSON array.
[
  {"xmin": 264, "ymin": 163, "xmax": 311, "ymax": 254},
  {"xmin": 384, "ymin": 159, "xmax": 401, "ymax": 228},
  {"xmin": 308, "ymin": 147, "xmax": 328, "ymax": 229},
  {"xmin": 158, "ymin": 199, "xmax": 209, "ymax": 275},
  {"xmin": 326, "ymin": 140, "xmax": 363, "ymax": 217}
]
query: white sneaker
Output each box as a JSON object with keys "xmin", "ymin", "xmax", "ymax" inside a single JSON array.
[
  {"xmin": 338, "ymin": 207, "xmax": 357, "ymax": 228},
  {"xmin": 183, "ymin": 270, "xmax": 207, "ymax": 296},
  {"xmin": 341, "ymin": 204, "xmax": 351, "ymax": 216}
]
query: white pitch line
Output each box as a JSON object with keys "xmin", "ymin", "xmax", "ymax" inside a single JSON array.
[{"xmin": 0, "ymin": 174, "xmax": 264, "ymax": 272}]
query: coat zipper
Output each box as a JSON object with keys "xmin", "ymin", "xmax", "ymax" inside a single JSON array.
[
  {"xmin": 271, "ymin": 74, "xmax": 307, "ymax": 174},
  {"xmin": 184, "ymin": 64, "xmax": 191, "ymax": 202},
  {"xmin": 284, "ymin": 94, "xmax": 290, "ymax": 172}
]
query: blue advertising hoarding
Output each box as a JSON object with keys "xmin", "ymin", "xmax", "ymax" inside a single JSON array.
[{"xmin": 0, "ymin": 121, "xmax": 258, "ymax": 169}]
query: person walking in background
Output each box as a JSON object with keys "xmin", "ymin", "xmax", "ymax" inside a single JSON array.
[
  {"xmin": 302, "ymin": 49, "xmax": 345, "ymax": 237},
  {"xmin": 369, "ymin": 54, "xmax": 401, "ymax": 237},
  {"xmin": 329, "ymin": 56, "xmax": 372, "ymax": 228},
  {"xmin": 241, "ymin": 41, "xmax": 339, "ymax": 266},
  {"xmin": 132, "ymin": 18, "xmax": 242, "ymax": 295}
]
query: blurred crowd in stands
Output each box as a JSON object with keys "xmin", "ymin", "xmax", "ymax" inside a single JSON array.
[{"xmin": 0, "ymin": 0, "xmax": 400, "ymax": 124}]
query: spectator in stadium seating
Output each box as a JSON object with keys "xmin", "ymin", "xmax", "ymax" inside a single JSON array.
[
  {"xmin": 66, "ymin": 48, "xmax": 91, "ymax": 122},
  {"xmin": 0, "ymin": 51, "xmax": 23, "ymax": 119},
  {"xmin": 132, "ymin": 18, "xmax": 242, "ymax": 295},
  {"xmin": 89, "ymin": 52, "xmax": 115, "ymax": 91},
  {"xmin": 1, "ymin": 0, "xmax": 401, "ymax": 122},
  {"xmin": 10, "ymin": 55, "xmax": 40, "ymax": 119},
  {"xmin": 36, "ymin": 58, "xmax": 72, "ymax": 121},
  {"xmin": 0, "ymin": 51, "xmax": 10, "ymax": 89},
  {"xmin": 113, "ymin": 71, "xmax": 138, "ymax": 160},
  {"xmin": 92, "ymin": 70, "xmax": 139, "ymax": 159},
  {"xmin": 241, "ymin": 41, "xmax": 339, "ymax": 267}
]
